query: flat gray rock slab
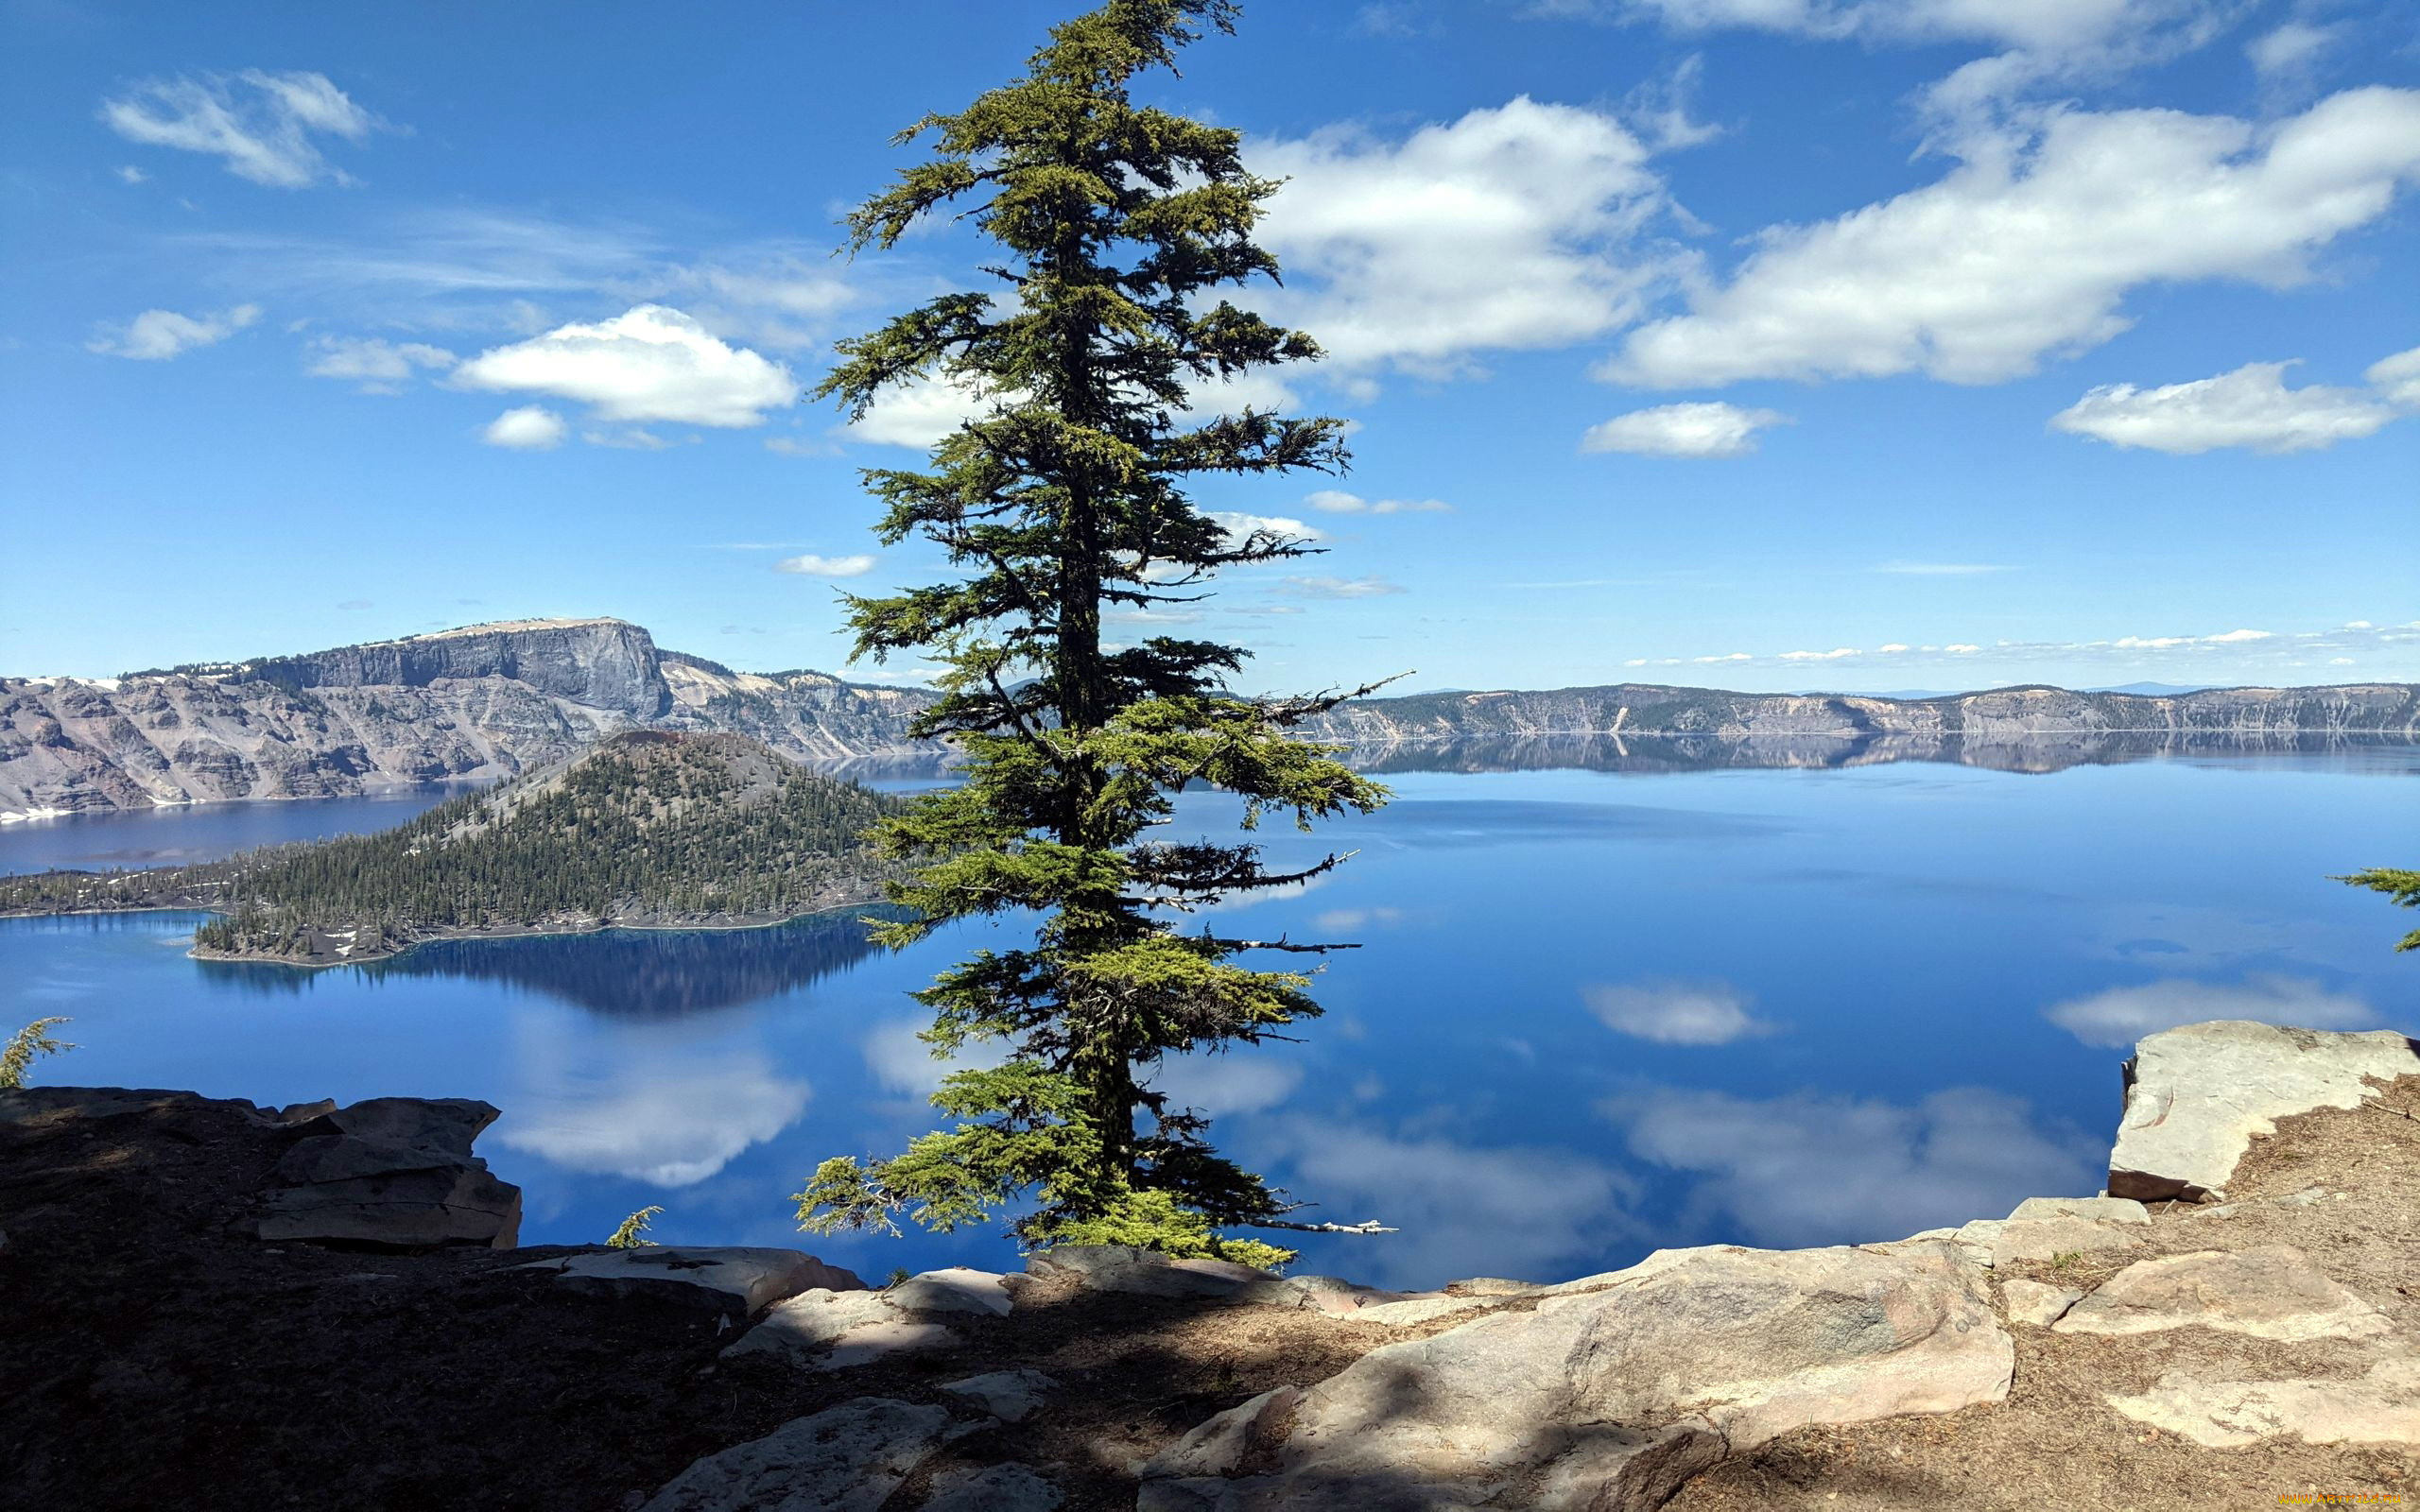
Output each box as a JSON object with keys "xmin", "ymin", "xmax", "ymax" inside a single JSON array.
[
  {"xmin": 2000, "ymin": 1279, "xmax": 2083, "ymax": 1328},
  {"xmin": 2054, "ymin": 1246, "xmax": 2392, "ymax": 1343},
  {"xmin": 1989, "ymin": 1214, "xmax": 2144, "ymax": 1268},
  {"xmin": 2108, "ymin": 1021, "xmax": 2420, "ymax": 1202},
  {"xmin": 515, "ymin": 1248, "xmax": 863, "ymax": 1314},
  {"xmin": 2108, "ymin": 1359, "xmax": 2420, "ymax": 1448},
  {"xmin": 727, "ymin": 1290, "xmax": 961, "ymax": 1370},
  {"xmin": 918, "ymin": 1463, "xmax": 1063, "ymax": 1512},
  {"xmin": 1142, "ymin": 1240, "xmax": 2012, "ymax": 1512},
  {"xmin": 889, "ymin": 1267, "xmax": 1014, "ymax": 1316},
  {"xmin": 638, "ymin": 1397, "xmax": 970, "ymax": 1512},
  {"xmin": 941, "ymin": 1369, "xmax": 1057, "ymax": 1423},
  {"xmin": 2007, "ymin": 1196, "xmax": 2148, "ymax": 1226},
  {"xmin": 1026, "ymin": 1245, "xmax": 1268, "ymax": 1298}
]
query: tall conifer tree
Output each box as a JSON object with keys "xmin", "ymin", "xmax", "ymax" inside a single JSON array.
[{"xmin": 795, "ymin": 0, "xmax": 1391, "ymax": 1266}]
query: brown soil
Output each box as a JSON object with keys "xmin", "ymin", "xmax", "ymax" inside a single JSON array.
[
  {"xmin": 6, "ymin": 1079, "xmax": 2413, "ymax": 1512},
  {"xmin": 1669, "ymin": 1075, "xmax": 2420, "ymax": 1512},
  {"xmin": 0, "ymin": 1089, "xmax": 1392, "ymax": 1512}
]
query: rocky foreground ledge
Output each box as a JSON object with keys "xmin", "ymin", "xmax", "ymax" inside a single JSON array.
[{"xmin": 1, "ymin": 1021, "xmax": 2413, "ymax": 1512}]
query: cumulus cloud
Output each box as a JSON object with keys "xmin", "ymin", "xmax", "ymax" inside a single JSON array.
[
  {"xmin": 1604, "ymin": 89, "xmax": 2420, "ymax": 388},
  {"xmin": 1585, "ymin": 979, "xmax": 1778, "ymax": 1044},
  {"xmin": 2247, "ymin": 21, "xmax": 2341, "ymax": 82},
  {"xmin": 1144, "ymin": 1052, "xmax": 1305, "ymax": 1117},
  {"xmin": 1587, "ymin": 0, "xmax": 2228, "ymax": 54},
  {"xmin": 454, "ymin": 304, "xmax": 799, "ymax": 426},
  {"xmin": 1582, "ymin": 401, "xmax": 1789, "ymax": 457},
  {"xmin": 100, "ymin": 70, "xmax": 377, "ymax": 187},
  {"xmin": 1254, "ymin": 96, "xmax": 1670, "ymax": 374},
  {"xmin": 2050, "ymin": 360, "xmax": 2401, "ymax": 455},
  {"xmin": 303, "ymin": 335, "xmax": 456, "ymax": 391},
  {"xmin": 1304, "ymin": 490, "xmax": 1452, "ymax": 515},
  {"xmin": 2366, "ymin": 346, "xmax": 2420, "ymax": 408},
  {"xmin": 86, "ymin": 303, "xmax": 260, "ymax": 361},
  {"xmin": 1605, "ymin": 1084, "xmax": 2100, "ymax": 1248},
  {"xmin": 495, "ymin": 1038, "xmax": 810, "ymax": 1187},
  {"xmin": 846, "ymin": 372, "xmax": 1015, "ymax": 448},
  {"xmin": 1208, "ymin": 511, "xmax": 1326, "ymax": 546},
  {"xmin": 1282, "ymin": 575, "xmax": 1406, "ymax": 599},
  {"xmin": 2043, "ymin": 973, "xmax": 2379, "ymax": 1048},
  {"xmin": 774, "ymin": 553, "xmax": 877, "ymax": 577},
  {"xmin": 1253, "ymin": 1114, "xmax": 1642, "ymax": 1288},
  {"xmin": 481, "ymin": 404, "xmax": 566, "ymax": 450}
]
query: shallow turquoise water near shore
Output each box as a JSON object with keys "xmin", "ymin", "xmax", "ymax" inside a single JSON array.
[{"xmin": 5, "ymin": 748, "xmax": 2414, "ymax": 1290}]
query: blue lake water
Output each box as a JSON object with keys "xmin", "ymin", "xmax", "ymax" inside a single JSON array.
[{"xmin": 5, "ymin": 748, "xmax": 2415, "ymax": 1290}]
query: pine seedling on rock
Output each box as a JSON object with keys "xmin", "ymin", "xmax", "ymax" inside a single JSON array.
[
  {"xmin": 0, "ymin": 1017, "xmax": 75, "ymax": 1091},
  {"xmin": 795, "ymin": 0, "xmax": 1393, "ymax": 1269}
]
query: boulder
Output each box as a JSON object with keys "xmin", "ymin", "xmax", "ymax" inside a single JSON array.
[
  {"xmin": 514, "ymin": 1247, "xmax": 862, "ymax": 1314},
  {"xmin": 1026, "ymin": 1245, "xmax": 1270, "ymax": 1299},
  {"xmin": 1999, "ymin": 1279, "xmax": 2083, "ymax": 1328},
  {"xmin": 2007, "ymin": 1196, "xmax": 2148, "ymax": 1226},
  {"xmin": 889, "ymin": 1267, "xmax": 1015, "ymax": 1317},
  {"xmin": 2053, "ymin": 1246, "xmax": 2392, "ymax": 1343},
  {"xmin": 1140, "ymin": 1240, "xmax": 2013, "ymax": 1512},
  {"xmin": 1988, "ymin": 1213, "xmax": 2144, "ymax": 1268},
  {"xmin": 727, "ymin": 1288, "xmax": 959, "ymax": 1370},
  {"xmin": 2107, "ymin": 1359, "xmax": 2420, "ymax": 1449},
  {"xmin": 919, "ymin": 1463, "xmax": 1063, "ymax": 1512},
  {"xmin": 638, "ymin": 1397, "xmax": 973, "ymax": 1512},
  {"xmin": 941, "ymin": 1370, "xmax": 1058, "ymax": 1423},
  {"xmin": 251, "ymin": 1096, "xmax": 520, "ymax": 1249},
  {"xmin": 2108, "ymin": 1022, "xmax": 2420, "ymax": 1203}
]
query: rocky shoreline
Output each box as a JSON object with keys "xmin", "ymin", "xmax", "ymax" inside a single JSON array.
[{"xmin": 2, "ymin": 1019, "xmax": 2413, "ymax": 1510}]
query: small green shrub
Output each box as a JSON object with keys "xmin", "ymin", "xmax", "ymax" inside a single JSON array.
[
  {"xmin": 606, "ymin": 1205, "xmax": 663, "ymax": 1248},
  {"xmin": 0, "ymin": 1018, "xmax": 75, "ymax": 1091}
]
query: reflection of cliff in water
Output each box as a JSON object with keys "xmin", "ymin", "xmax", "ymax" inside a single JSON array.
[
  {"xmin": 196, "ymin": 907, "xmax": 899, "ymax": 1013},
  {"xmin": 1339, "ymin": 731, "xmax": 2420, "ymax": 778}
]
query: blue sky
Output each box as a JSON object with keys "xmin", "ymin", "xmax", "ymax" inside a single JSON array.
[{"xmin": 4, "ymin": 0, "xmax": 2416, "ymax": 693}]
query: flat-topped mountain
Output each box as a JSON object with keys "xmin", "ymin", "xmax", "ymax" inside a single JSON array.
[
  {"xmin": 2, "ymin": 618, "xmax": 933, "ymax": 817},
  {"xmin": 0, "ymin": 730, "xmax": 906, "ymax": 964},
  {"xmin": 7, "ymin": 617, "xmax": 2414, "ymax": 817}
]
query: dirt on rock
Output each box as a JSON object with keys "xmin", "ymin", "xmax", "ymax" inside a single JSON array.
[
  {"xmin": 1668, "ymin": 1075, "xmax": 2420, "ymax": 1512},
  {"xmin": 0, "ymin": 1089, "xmax": 1379, "ymax": 1512}
]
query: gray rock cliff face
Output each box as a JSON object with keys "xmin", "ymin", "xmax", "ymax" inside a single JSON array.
[
  {"xmin": 0, "ymin": 618, "xmax": 936, "ymax": 816},
  {"xmin": 9, "ymin": 620, "xmax": 2412, "ymax": 816}
]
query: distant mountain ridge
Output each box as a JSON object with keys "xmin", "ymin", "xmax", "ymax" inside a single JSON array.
[
  {"xmin": 5, "ymin": 617, "xmax": 2414, "ymax": 816},
  {"xmin": 0, "ymin": 618, "xmax": 932, "ymax": 818}
]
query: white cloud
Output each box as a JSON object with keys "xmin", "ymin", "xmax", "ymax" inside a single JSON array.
[
  {"xmin": 114, "ymin": 164, "xmax": 148, "ymax": 184},
  {"xmin": 1582, "ymin": 401, "xmax": 1789, "ymax": 457},
  {"xmin": 1605, "ymin": 89, "xmax": 2420, "ymax": 388},
  {"xmin": 1282, "ymin": 575, "xmax": 1406, "ymax": 599},
  {"xmin": 1144, "ymin": 1052, "xmax": 1305, "ymax": 1117},
  {"xmin": 763, "ymin": 435, "xmax": 838, "ymax": 457},
  {"xmin": 100, "ymin": 70, "xmax": 376, "ymax": 188},
  {"xmin": 86, "ymin": 303, "xmax": 260, "ymax": 360},
  {"xmin": 1253, "ymin": 1114, "xmax": 1641, "ymax": 1288},
  {"xmin": 1208, "ymin": 511, "xmax": 1327, "ymax": 546},
  {"xmin": 2043, "ymin": 973, "xmax": 2378, "ymax": 1048},
  {"xmin": 2051, "ymin": 360, "xmax": 2400, "ymax": 455},
  {"xmin": 775, "ymin": 553, "xmax": 877, "ymax": 577},
  {"xmin": 495, "ymin": 1034, "xmax": 810, "ymax": 1188},
  {"xmin": 303, "ymin": 335, "xmax": 456, "ymax": 391},
  {"xmin": 1313, "ymin": 906, "xmax": 1407, "ymax": 932},
  {"xmin": 1304, "ymin": 490, "xmax": 1452, "ymax": 515},
  {"xmin": 860, "ymin": 1017, "xmax": 1011, "ymax": 1098},
  {"xmin": 1876, "ymin": 561, "xmax": 2014, "ymax": 576},
  {"xmin": 454, "ymin": 304, "xmax": 799, "ymax": 426},
  {"xmin": 1625, "ymin": 618, "xmax": 2420, "ymax": 676},
  {"xmin": 2367, "ymin": 346, "xmax": 2420, "ymax": 408},
  {"xmin": 1605, "ymin": 1085, "xmax": 2100, "ymax": 1249},
  {"xmin": 1584, "ymin": 979, "xmax": 1777, "ymax": 1044},
  {"xmin": 481, "ymin": 404, "xmax": 566, "ymax": 450},
  {"xmin": 2248, "ymin": 21, "xmax": 2341, "ymax": 81},
  {"xmin": 847, "ymin": 372, "xmax": 1014, "ymax": 448},
  {"xmin": 1780, "ymin": 646, "xmax": 1861, "ymax": 661},
  {"xmin": 1254, "ymin": 97, "xmax": 1670, "ymax": 374}
]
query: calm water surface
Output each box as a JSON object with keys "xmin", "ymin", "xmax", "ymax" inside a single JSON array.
[{"xmin": 5, "ymin": 749, "xmax": 2414, "ymax": 1289}]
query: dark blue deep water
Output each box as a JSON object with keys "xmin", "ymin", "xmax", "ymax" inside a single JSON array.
[{"xmin": 5, "ymin": 747, "xmax": 2415, "ymax": 1290}]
